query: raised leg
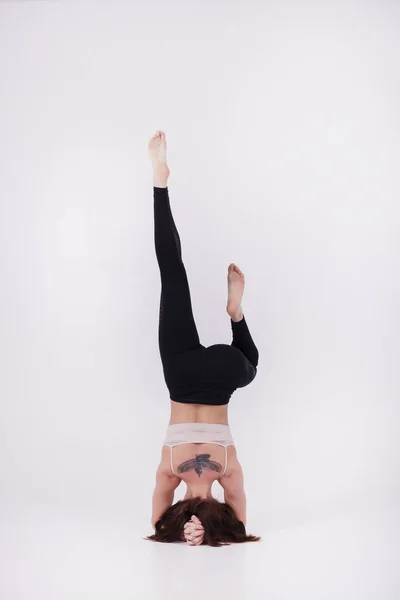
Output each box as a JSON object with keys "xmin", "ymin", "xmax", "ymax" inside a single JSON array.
[
  {"xmin": 154, "ymin": 186, "xmax": 202, "ymax": 361},
  {"xmin": 226, "ymin": 263, "xmax": 259, "ymax": 370},
  {"xmin": 231, "ymin": 314, "xmax": 259, "ymax": 371}
]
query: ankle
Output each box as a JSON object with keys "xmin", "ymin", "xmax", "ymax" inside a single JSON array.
[
  {"xmin": 153, "ymin": 179, "xmax": 168, "ymax": 188},
  {"xmin": 153, "ymin": 174, "xmax": 169, "ymax": 188},
  {"xmin": 153, "ymin": 164, "xmax": 170, "ymax": 188},
  {"xmin": 229, "ymin": 307, "xmax": 244, "ymax": 322}
]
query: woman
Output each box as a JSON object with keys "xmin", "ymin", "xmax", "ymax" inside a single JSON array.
[{"xmin": 146, "ymin": 131, "xmax": 261, "ymax": 547}]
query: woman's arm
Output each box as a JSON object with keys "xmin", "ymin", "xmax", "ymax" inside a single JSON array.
[
  {"xmin": 224, "ymin": 489, "xmax": 247, "ymax": 526},
  {"xmin": 219, "ymin": 462, "xmax": 247, "ymax": 526},
  {"xmin": 151, "ymin": 466, "xmax": 181, "ymax": 529}
]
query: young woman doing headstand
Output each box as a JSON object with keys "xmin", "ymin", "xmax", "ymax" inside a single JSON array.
[{"xmin": 146, "ymin": 131, "xmax": 261, "ymax": 547}]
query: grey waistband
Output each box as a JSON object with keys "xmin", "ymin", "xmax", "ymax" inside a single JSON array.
[{"xmin": 163, "ymin": 422, "xmax": 235, "ymax": 446}]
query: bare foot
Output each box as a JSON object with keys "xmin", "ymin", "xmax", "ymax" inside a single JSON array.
[
  {"xmin": 226, "ymin": 263, "xmax": 245, "ymax": 321},
  {"xmin": 148, "ymin": 131, "xmax": 170, "ymax": 188}
]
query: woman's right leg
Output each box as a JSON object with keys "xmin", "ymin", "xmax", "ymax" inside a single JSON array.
[{"xmin": 154, "ymin": 186, "xmax": 202, "ymax": 362}]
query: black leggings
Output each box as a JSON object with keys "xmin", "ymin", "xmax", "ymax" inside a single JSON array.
[{"xmin": 154, "ymin": 186, "xmax": 259, "ymax": 406}]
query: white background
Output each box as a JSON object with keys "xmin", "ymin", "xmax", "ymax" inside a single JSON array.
[{"xmin": 0, "ymin": 1, "xmax": 399, "ymax": 599}]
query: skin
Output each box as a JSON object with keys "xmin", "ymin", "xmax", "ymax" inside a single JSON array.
[{"xmin": 183, "ymin": 515, "xmax": 205, "ymax": 545}]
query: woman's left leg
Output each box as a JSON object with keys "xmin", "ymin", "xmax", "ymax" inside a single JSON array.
[{"xmin": 154, "ymin": 186, "xmax": 202, "ymax": 362}]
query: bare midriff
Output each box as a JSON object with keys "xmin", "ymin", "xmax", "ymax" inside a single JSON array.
[{"xmin": 168, "ymin": 400, "xmax": 229, "ymax": 425}]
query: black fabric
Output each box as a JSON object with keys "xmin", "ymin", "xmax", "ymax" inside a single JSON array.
[{"xmin": 154, "ymin": 186, "xmax": 259, "ymax": 406}]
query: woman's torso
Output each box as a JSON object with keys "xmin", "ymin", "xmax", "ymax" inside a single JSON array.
[
  {"xmin": 161, "ymin": 401, "xmax": 239, "ymax": 480},
  {"xmin": 168, "ymin": 399, "xmax": 229, "ymax": 426}
]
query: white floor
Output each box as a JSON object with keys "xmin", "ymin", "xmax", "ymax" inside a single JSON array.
[{"xmin": 1, "ymin": 499, "xmax": 398, "ymax": 600}]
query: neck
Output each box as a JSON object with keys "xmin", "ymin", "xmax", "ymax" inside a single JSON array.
[{"xmin": 185, "ymin": 484, "xmax": 213, "ymax": 500}]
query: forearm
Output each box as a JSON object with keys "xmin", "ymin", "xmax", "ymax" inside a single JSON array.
[
  {"xmin": 151, "ymin": 488, "xmax": 174, "ymax": 529},
  {"xmin": 224, "ymin": 490, "xmax": 247, "ymax": 526}
]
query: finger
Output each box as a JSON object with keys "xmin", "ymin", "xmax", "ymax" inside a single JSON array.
[
  {"xmin": 190, "ymin": 521, "xmax": 202, "ymax": 528},
  {"xmin": 183, "ymin": 523, "xmax": 204, "ymax": 530},
  {"xmin": 185, "ymin": 523, "xmax": 204, "ymax": 532},
  {"xmin": 186, "ymin": 537, "xmax": 202, "ymax": 546},
  {"xmin": 186, "ymin": 531, "xmax": 203, "ymax": 540},
  {"xmin": 187, "ymin": 531, "xmax": 203, "ymax": 541},
  {"xmin": 184, "ymin": 532, "xmax": 199, "ymax": 541},
  {"xmin": 184, "ymin": 529, "xmax": 200, "ymax": 538},
  {"xmin": 192, "ymin": 519, "xmax": 203, "ymax": 528},
  {"xmin": 192, "ymin": 535, "xmax": 204, "ymax": 545},
  {"xmin": 185, "ymin": 524, "xmax": 203, "ymax": 531}
]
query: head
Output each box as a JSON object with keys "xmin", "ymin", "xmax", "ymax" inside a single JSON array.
[{"xmin": 146, "ymin": 497, "xmax": 261, "ymax": 547}]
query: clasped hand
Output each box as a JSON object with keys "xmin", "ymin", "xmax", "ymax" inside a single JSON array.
[{"xmin": 183, "ymin": 515, "xmax": 204, "ymax": 545}]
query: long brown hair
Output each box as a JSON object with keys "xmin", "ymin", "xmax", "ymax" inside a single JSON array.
[{"xmin": 145, "ymin": 497, "xmax": 261, "ymax": 547}]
